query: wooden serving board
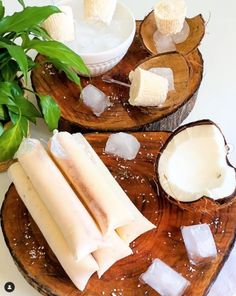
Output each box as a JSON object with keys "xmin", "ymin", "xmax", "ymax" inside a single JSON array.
[
  {"xmin": 2, "ymin": 132, "xmax": 236, "ymax": 296},
  {"xmin": 31, "ymin": 22, "xmax": 203, "ymax": 133}
]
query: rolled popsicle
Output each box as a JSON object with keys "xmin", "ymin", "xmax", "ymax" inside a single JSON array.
[
  {"xmin": 72, "ymin": 133, "xmax": 156, "ymax": 244},
  {"xmin": 8, "ymin": 163, "xmax": 98, "ymax": 291},
  {"xmin": 48, "ymin": 132, "xmax": 134, "ymax": 235},
  {"xmin": 129, "ymin": 67, "xmax": 169, "ymax": 107},
  {"xmin": 93, "ymin": 231, "xmax": 133, "ymax": 278},
  {"xmin": 16, "ymin": 138, "xmax": 103, "ymax": 261},
  {"xmin": 154, "ymin": 0, "xmax": 187, "ymax": 35},
  {"xmin": 84, "ymin": 0, "xmax": 117, "ymax": 25},
  {"xmin": 42, "ymin": 5, "xmax": 75, "ymax": 41}
]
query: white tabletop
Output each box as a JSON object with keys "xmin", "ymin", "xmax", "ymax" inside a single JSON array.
[{"xmin": 1, "ymin": 0, "xmax": 236, "ymax": 295}]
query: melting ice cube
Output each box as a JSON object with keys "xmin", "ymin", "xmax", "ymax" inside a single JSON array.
[
  {"xmin": 140, "ymin": 258, "xmax": 190, "ymax": 296},
  {"xmin": 181, "ymin": 224, "xmax": 217, "ymax": 265},
  {"xmin": 172, "ymin": 21, "xmax": 190, "ymax": 44},
  {"xmin": 105, "ymin": 133, "xmax": 140, "ymax": 160},
  {"xmin": 149, "ymin": 67, "xmax": 175, "ymax": 91},
  {"xmin": 81, "ymin": 84, "xmax": 112, "ymax": 116},
  {"xmin": 153, "ymin": 30, "xmax": 176, "ymax": 54}
]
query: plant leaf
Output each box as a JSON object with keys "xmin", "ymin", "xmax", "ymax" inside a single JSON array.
[
  {"xmin": 8, "ymin": 96, "xmax": 42, "ymax": 118},
  {"xmin": 0, "ymin": 122, "xmax": 3, "ymax": 136},
  {"xmin": 0, "ymin": 117, "xmax": 23, "ymax": 161},
  {"xmin": 28, "ymin": 40, "xmax": 90, "ymax": 76},
  {"xmin": 0, "ymin": 81, "xmax": 22, "ymax": 100},
  {"xmin": 18, "ymin": 0, "xmax": 26, "ymax": 9},
  {"xmin": 0, "ymin": 104, "xmax": 8, "ymax": 120},
  {"xmin": 39, "ymin": 95, "xmax": 60, "ymax": 131},
  {"xmin": 1, "ymin": 60, "xmax": 19, "ymax": 81},
  {"xmin": 30, "ymin": 25, "xmax": 52, "ymax": 40},
  {"xmin": 9, "ymin": 111, "xmax": 29, "ymax": 135},
  {"xmin": 0, "ymin": 6, "xmax": 60, "ymax": 34},
  {"xmin": 0, "ymin": 41, "xmax": 28, "ymax": 83},
  {"xmin": 47, "ymin": 58, "xmax": 81, "ymax": 85},
  {"xmin": 0, "ymin": 0, "xmax": 4, "ymax": 19}
]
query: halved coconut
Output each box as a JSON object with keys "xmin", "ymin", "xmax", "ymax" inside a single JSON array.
[
  {"xmin": 140, "ymin": 12, "xmax": 205, "ymax": 56},
  {"xmin": 156, "ymin": 120, "xmax": 236, "ymax": 211}
]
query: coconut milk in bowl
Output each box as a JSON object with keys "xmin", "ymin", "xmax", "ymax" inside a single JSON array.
[{"xmin": 57, "ymin": 0, "xmax": 136, "ymax": 76}]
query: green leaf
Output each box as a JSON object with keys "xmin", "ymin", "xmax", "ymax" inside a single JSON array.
[
  {"xmin": 1, "ymin": 60, "xmax": 19, "ymax": 81},
  {"xmin": 47, "ymin": 58, "xmax": 81, "ymax": 85},
  {"xmin": 20, "ymin": 116, "xmax": 29, "ymax": 136},
  {"xmin": 8, "ymin": 96, "xmax": 42, "ymax": 118},
  {"xmin": 0, "ymin": 117, "xmax": 23, "ymax": 161},
  {"xmin": 28, "ymin": 40, "xmax": 90, "ymax": 76},
  {"xmin": 0, "ymin": 122, "xmax": 3, "ymax": 136},
  {"xmin": 0, "ymin": 0, "xmax": 4, "ymax": 19},
  {"xmin": 9, "ymin": 111, "xmax": 29, "ymax": 136},
  {"xmin": 0, "ymin": 41, "xmax": 28, "ymax": 83},
  {"xmin": 0, "ymin": 104, "xmax": 7, "ymax": 120},
  {"xmin": 30, "ymin": 25, "xmax": 52, "ymax": 40},
  {"xmin": 0, "ymin": 81, "xmax": 22, "ymax": 100},
  {"xmin": 39, "ymin": 95, "xmax": 60, "ymax": 131},
  {"xmin": 18, "ymin": 0, "xmax": 26, "ymax": 9},
  {"xmin": 0, "ymin": 6, "xmax": 60, "ymax": 34}
]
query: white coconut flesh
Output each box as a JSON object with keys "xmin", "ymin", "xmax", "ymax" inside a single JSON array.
[{"xmin": 158, "ymin": 124, "xmax": 236, "ymax": 202}]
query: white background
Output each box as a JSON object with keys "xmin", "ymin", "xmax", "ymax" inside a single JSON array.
[{"xmin": 0, "ymin": 0, "xmax": 236, "ymax": 295}]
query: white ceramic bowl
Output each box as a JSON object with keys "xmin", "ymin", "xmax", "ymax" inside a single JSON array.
[{"xmin": 62, "ymin": 1, "xmax": 136, "ymax": 77}]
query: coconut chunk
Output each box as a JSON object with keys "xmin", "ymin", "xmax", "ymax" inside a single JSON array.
[
  {"xmin": 181, "ymin": 224, "xmax": 217, "ymax": 265},
  {"xmin": 157, "ymin": 122, "xmax": 236, "ymax": 202},
  {"xmin": 81, "ymin": 84, "xmax": 112, "ymax": 116},
  {"xmin": 140, "ymin": 258, "xmax": 190, "ymax": 296},
  {"xmin": 105, "ymin": 132, "xmax": 140, "ymax": 160},
  {"xmin": 149, "ymin": 67, "xmax": 175, "ymax": 91},
  {"xmin": 153, "ymin": 30, "xmax": 176, "ymax": 53}
]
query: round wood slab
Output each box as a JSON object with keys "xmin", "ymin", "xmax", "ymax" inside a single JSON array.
[
  {"xmin": 1, "ymin": 132, "xmax": 236, "ymax": 296},
  {"xmin": 31, "ymin": 22, "xmax": 203, "ymax": 133}
]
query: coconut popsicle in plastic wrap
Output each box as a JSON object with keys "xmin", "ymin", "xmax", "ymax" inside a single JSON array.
[
  {"xmin": 8, "ymin": 163, "xmax": 98, "ymax": 291},
  {"xmin": 93, "ymin": 231, "xmax": 133, "ymax": 278},
  {"xmin": 49, "ymin": 132, "xmax": 155, "ymax": 244},
  {"xmin": 16, "ymin": 138, "xmax": 103, "ymax": 261},
  {"xmin": 48, "ymin": 132, "xmax": 134, "ymax": 235}
]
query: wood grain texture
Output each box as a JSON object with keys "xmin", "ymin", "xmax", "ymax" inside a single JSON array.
[
  {"xmin": 1, "ymin": 132, "xmax": 236, "ymax": 296},
  {"xmin": 139, "ymin": 14, "xmax": 205, "ymax": 56},
  {"xmin": 31, "ymin": 22, "xmax": 203, "ymax": 133}
]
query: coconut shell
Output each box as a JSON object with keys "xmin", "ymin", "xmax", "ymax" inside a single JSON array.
[
  {"xmin": 155, "ymin": 119, "xmax": 236, "ymax": 213},
  {"xmin": 139, "ymin": 13, "xmax": 205, "ymax": 56}
]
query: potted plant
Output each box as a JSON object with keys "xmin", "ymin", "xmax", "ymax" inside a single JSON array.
[{"xmin": 0, "ymin": 0, "xmax": 89, "ymax": 172}]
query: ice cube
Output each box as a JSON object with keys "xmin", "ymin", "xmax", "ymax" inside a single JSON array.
[
  {"xmin": 181, "ymin": 224, "xmax": 217, "ymax": 265},
  {"xmin": 105, "ymin": 133, "xmax": 140, "ymax": 160},
  {"xmin": 149, "ymin": 67, "xmax": 175, "ymax": 91},
  {"xmin": 140, "ymin": 258, "xmax": 190, "ymax": 296},
  {"xmin": 81, "ymin": 84, "xmax": 112, "ymax": 116},
  {"xmin": 172, "ymin": 21, "xmax": 190, "ymax": 44},
  {"xmin": 153, "ymin": 30, "xmax": 176, "ymax": 54}
]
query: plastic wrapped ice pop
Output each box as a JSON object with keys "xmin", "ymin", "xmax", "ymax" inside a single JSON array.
[
  {"xmin": 16, "ymin": 138, "xmax": 103, "ymax": 261},
  {"xmin": 48, "ymin": 132, "xmax": 134, "ymax": 235},
  {"xmin": 8, "ymin": 163, "xmax": 98, "ymax": 291},
  {"xmin": 71, "ymin": 133, "xmax": 156, "ymax": 243},
  {"xmin": 93, "ymin": 231, "xmax": 133, "ymax": 278}
]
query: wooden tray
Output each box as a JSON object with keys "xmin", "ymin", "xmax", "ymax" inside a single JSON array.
[
  {"xmin": 31, "ymin": 22, "xmax": 203, "ymax": 133},
  {"xmin": 1, "ymin": 132, "xmax": 236, "ymax": 296}
]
